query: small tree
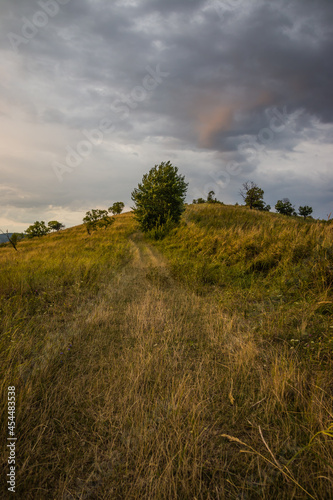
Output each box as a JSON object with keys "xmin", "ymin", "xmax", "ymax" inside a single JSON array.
[
  {"xmin": 275, "ymin": 198, "xmax": 295, "ymax": 216},
  {"xmin": 0, "ymin": 229, "xmax": 21, "ymax": 251},
  {"xmin": 108, "ymin": 202, "xmax": 125, "ymax": 215},
  {"xmin": 83, "ymin": 209, "xmax": 114, "ymax": 234},
  {"xmin": 193, "ymin": 197, "xmax": 206, "ymax": 204},
  {"xmin": 131, "ymin": 161, "xmax": 188, "ymax": 232},
  {"xmin": 48, "ymin": 221, "xmax": 65, "ymax": 232},
  {"xmin": 240, "ymin": 181, "xmax": 265, "ymax": 210},
  {"xmin": 298, "ymin": 205, "xmax": 313, "ymax": 219},
  {"xmin": 207, "ymin": 190, "xmax": 216, "ymax": 203},
  {"xmin": 25, "ymin": 221, "xmax": 50, "ymax": 238}
]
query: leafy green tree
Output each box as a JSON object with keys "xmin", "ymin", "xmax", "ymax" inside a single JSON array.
[
  {"xmin": 275, "ymin": 198, "xmax": 295, "ymax": 216},
  {"xmin": 240, "ymin": 181, "xmax": 266, "ymax": 210},
  {"xmin": 131, "ymin": 161, "xmax": 188, "ymax": 232},
  {"xmin": 298, "ymin": 205, "xmax": 313, "ymax": 219},
  {"xmin": 48, "ymin": 221, "xmax": 65, "ymax": 232},
  {"xmin": 108, "ymin": 202, "xmax": 125, "ymax": 215},
  {"xmin": 83, "ymin": 209, "xmax": 114, "ymax": 234},
  {"xmin": 25, "ymin": 221, "xmax": 50, "ymax": 238}
]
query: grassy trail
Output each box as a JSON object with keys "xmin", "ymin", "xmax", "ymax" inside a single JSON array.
[
  {"xmin": 129, "ymin": 232, "xmax": 167, "ymax": 268},
  {"xmin": 1, "ymin": 211, "xmax": 333, "ymax": 499}
]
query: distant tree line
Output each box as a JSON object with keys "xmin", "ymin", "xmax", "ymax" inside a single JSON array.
[
  {"xmin": 1, "ymin": 201, "xmax": 126, "ymax": 251},
  {"xmin": 13, "ymin": 201, "xmax": 125, "ymax": 244},
  {"xmin": 239, "ymin": 181, "xmax": 313, "ymax": 219},
  {"xmin": 192, "ymin": 191, "xmax": 224, "ymax": 205},
  {"xmin": 191, "ymin": 183, "xmax": 312, "ymax": 220},
  {"xmin": 25, "ymin": 220, "xmax": 65, "ymax": 238},
  {"xmin": 0, "ymin": 220, "xmax": 66, "ymax": 251},
  {"xmin": 0, "ymin": 163, "xmax": 318, "ymax": 254}
]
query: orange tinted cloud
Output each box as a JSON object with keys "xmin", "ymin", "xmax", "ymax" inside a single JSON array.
[
  {"xmin": 193, "ymin": 91, "xmax": 273, "ymax": 148},
  {"xmin": 197, "ymin": 105, "xmax": 234, "ymax": 147}
]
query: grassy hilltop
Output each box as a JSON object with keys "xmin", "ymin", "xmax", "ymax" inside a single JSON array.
[
  {"xmin": 1, "ymin": 206, "xmax": 333, "ymax": 499},
  {"xmin": 156, "ymin": 204, "xmax": 333, "ymax": 354}
]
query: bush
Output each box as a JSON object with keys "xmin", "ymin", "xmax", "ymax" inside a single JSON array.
[{"xmin": 147, "ymin": 215, "xmax": 176, "ymax": 240}]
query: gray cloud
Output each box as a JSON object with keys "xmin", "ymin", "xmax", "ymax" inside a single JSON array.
[{"xmin": 0, "ymin": 0, "xmax": 332, "ymax": 230}]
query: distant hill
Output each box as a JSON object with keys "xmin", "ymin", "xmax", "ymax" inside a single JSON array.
[{"xmin": 0, "ymin": 233, "xmax": 13, "ymax": 243}]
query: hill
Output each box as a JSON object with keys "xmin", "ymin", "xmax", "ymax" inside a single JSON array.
[
  {"xmin": 0, "ymin": 233, "xmax": 13, "ymax": 244},
  {"xmin": 0, "ymin": 207, "xmax": 332, "ymax": 499}
]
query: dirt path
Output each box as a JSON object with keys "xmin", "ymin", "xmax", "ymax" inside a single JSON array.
[
  {"xmin": 128, "ymin": 232, "xmax": 166, "ymax": 269},
  {"xmin": 69, "ymin": 234, "xmax": 251, "ymax": 498}
]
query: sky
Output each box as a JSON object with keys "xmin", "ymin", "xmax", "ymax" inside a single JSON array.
[{"xmin": 1, "ymin": 0, "xmax": 333, "ymax": 231}]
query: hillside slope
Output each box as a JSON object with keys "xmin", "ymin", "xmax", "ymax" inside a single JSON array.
[
  {"xmin": 0, "ymin": 208, "xmax": 332, "ymax": 499},
  {"xmin": 155, "ymin": 204, "xmax": 333, "ymax": 355}
]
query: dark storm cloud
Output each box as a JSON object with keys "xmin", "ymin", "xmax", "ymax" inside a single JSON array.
[
  {"xmin": 3, "ymin": 0, "xmax": 332, "ymax": 138},
  {"xmin": 0, "ymin": 0, "xmax": 332, "ymax": 228}
]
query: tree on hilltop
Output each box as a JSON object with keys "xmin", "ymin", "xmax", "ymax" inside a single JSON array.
[
  {"xmin": 193, "ymin": 191, "xmax": 223, "ymax": 205},
  {"xmin": 240, "ymin": 181, "xmax": 270, "ymax": 211},
  {"xmin": 275, "ymin": 198, "xmax": 296, "ymax": 216},
  {"xmin": 25, "ymin": 221, "xmax": 50, "ymax": 238},
  {"xmin": 131, "ymin": 161, "xmax": 188, "ymax": 232},
  {"xmin": 48, "ymin": 221, "xmax": 65, "ymax": 232},
  {"xmin": 83, "ymin": 209, "xmax": 114, "ymax": 234},
  {"xmin": 298, "ymin": 205, "xmax": 313, "ymax": 219},
  {"xmin": 207, "ymin": 190, "xmax": 217, "ymax": 203},
  {"xmin": 108, "ymin": 202, "xmax": 125, "ymax": 215}
]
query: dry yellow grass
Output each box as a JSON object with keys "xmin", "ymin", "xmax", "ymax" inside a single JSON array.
[{"xmin": 0, "ymin": 209, "xmax": 332, "ymax": 499}]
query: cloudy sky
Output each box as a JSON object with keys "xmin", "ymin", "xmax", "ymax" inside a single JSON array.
[{"xmin": 1, "ymin": 0, "xmax": 332, "ymax": 231}]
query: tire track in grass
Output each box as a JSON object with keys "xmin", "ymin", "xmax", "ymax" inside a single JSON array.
[{"xmin": 62, "ymin": 233, "xmax": 250, "ymax": 499}]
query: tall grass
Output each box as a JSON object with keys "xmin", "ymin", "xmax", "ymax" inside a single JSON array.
[
  {"xmin": 0, "ymin": 215, "xmax": 135, "ymax": 380},
  {"xmin": 150, "ymin": 204, "xmax": 333, "ymax": 498},
  {"xmin": 0, "ymin": 207, "xmax": 332, "ymax": 499},
  {"xmin": 154, "ymin": 204, "xmax": 333, "ymax": 358}
]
